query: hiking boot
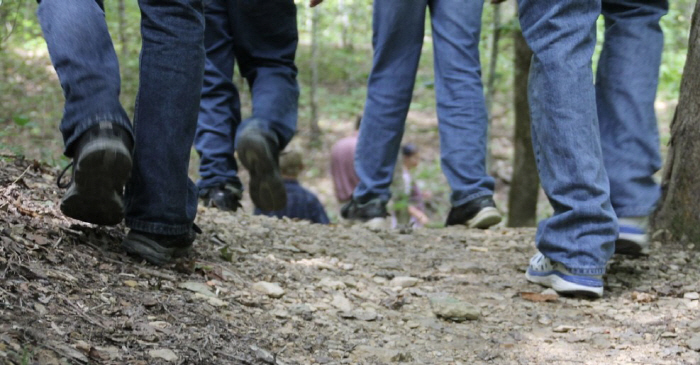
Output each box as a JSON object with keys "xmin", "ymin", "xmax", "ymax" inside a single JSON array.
[
  {"xmin": 445, "ymin": 196, "xmax": 502, "ymax": 229},
  {"xmin": 236, "ymin": 125, "xmax": 286, "ymax": 211},
  {"xmin": 121, "ymin": 225, "xmax": 201, "ymax": 266},
  {"xmin": 615, "ymin": 217, "xmax": 650, "ymax": 256},
  {"xmin": 59, "ymin": 122, "xmax": 133, "ymax": 225},
  {"xmin": 200, "ymin": 183, "xmax": 243, "ymax": 212},
  {"xmin": 341, "ymin": 198, "xmax": 388, "ymax": 221},
  {"xmin": 525, "ymin": 252, "xmax": 604, "ymax": 298}
]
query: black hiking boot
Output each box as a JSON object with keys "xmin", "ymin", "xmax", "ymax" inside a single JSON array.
[
  {"xmin": 59, "ymin": 122, "xmax": 133, "ymax": 226},
  {"xmin": 236, "ymin": 124, "xmax": 286, "ymax": 211},
  {"xmin": 445, "ymin": 196, "xmax": 502, "ymax": 229},
  {"xmin": 121, "ymin": 225, "xmax": 201, "ymax": 266},
  {"xmin": 340, "ymin": 198, "xmax": 388, "ymax": 222},
  {"xmin": 200, "ymin": 183, "xmax": 243, "ymax": 212}
]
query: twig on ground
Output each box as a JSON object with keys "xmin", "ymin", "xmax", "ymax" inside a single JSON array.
[
  {"xmin": 137, "ymin": 267, "xmax": 178, "ymax": 282},
  {"xmin": 215, "ymin": 351, "xmax": 254, "ymax": 365},
  {"xmin": 10, "ymin": 165, "xmax": 31, "ymax": 186}
]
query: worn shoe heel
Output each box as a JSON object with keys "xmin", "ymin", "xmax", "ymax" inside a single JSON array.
[
  {"xmin": 122, "ymin": 227, "xmax": 199, "ymax": 266},
  {"xmin": 468, "ymin": 207, "xmax": 502, "ymax": 229},
  {"xmin": 60, "ymin": 140, "xmax": 132, "ymax": 225},
  {"xmin": 237, "ymin": 129, "xmax": 286, "ymax": 211}
]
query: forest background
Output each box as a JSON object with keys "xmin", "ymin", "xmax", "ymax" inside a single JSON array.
[{"xmin": 0, "ymin": 0, "xmax": 694, "ymax": 225}]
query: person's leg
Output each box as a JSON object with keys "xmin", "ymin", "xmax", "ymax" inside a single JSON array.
[
  {"xmin": 194, "ymin": 0, "xmax": 243, "ymax": 211},
  {"xmin": 226, "ymin": 0, "xmax": 300, "ymax": 212},
  {"xmin": 351, "ymin": 0, "xmax": 428, "ymax": 206},
  {"xmin": 37, "ymin": 0, "xmax": 134, "ymax": 225},
  {"xmin": 232, "ymin": 0, "xmax": 299, "ymax": 150},
  {"xmin": 429, "ymin": 0, "xmax": 500, "ymax": 229},
  {"xmin": 518, "ymin": 0, "xmax": 617, "ymax": 296},
  {"xmin": 122, "ymin": 0, "xmax": 205, "ymax": 264},
  {"xmin": 597, "ymin": 0, "xmax": 668, "ymax": 254},
  {"xmin": 37, "ymin": 0, "xmax": 133, "ymax": 155}
]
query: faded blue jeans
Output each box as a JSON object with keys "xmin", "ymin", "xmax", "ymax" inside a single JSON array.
[
  {"xmin": 353, "ymin": 0, "xmax": 495, "ymax": 206},
  {"xmin": 194, "ymin": 0, "xmax": 299, "ymax": 192},
  {"xmin": 597, "ymin": 0, "xmax": 667, "ymax": 218},
  {"xmin": 518, "ymin": 0, "xmax": 667, "ymax": 274},
  {"xmin": 38, "ymin": 0, "xmax": 205, "ymax": 235}
]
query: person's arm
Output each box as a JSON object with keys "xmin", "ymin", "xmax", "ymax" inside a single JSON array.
[
  {"xmin": 408, "ymin": 205, "xmax": 429, "ymax": 225},
  {"xmin": 310, "ymin": 0, "xmax": 324, "ymax": 7}
]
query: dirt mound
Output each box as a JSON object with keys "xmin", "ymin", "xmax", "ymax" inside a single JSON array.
[{"xmin": 1, "ymin": 156, "xmax": 699, "ymax": 365}]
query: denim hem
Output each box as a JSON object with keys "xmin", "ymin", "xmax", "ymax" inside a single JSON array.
[
  {"xmin": 564, "ymin": 265, "xmax": 606, "ymax": 276},
  {"xmin": 197, "ymin": 176, "xmax": 243, "ymax": 192},
  {"xmin": 452, "ymin": 190, "xmax": 493, "ymax": 208},
  {"xmin": 614, "ymin": 207, "xmax": 654, "ymax": 219},
  {"xmin": 125, "ymin": 218, "xmax": 193, "ymax": 235},
  {"xmin": 63, "ymin": 113, "xmax": 133, "ymax": 157},
  {"xmin": 354, "ymin": 193, "xmax": 391, "ymax": 205}
]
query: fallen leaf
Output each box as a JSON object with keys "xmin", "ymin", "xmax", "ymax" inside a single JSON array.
[
  {"xmin": 124, "ymin": 280, "xmax": 139, "ymax": 288},
  {"xmin": 631, "ymin": 291, "xmax": 657, "ymax": 303},
  {"xmin": 520, "ymin": 292, "xmax": 558, "ymax": 303}
]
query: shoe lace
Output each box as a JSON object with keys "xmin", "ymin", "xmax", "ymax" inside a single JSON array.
[{"xmin": 56, "ymin": 162, "xmax": 74, "ymax": 189}]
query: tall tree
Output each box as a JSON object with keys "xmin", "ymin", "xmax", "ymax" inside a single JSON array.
[
  {"xmin": 308, "ymin": 6, "xmax": 322, "ymax": 148},
  {"xmin": 653, "ymin": 0, "xmax": 700, "ymax": 243},
  {"xmin": 484, "ymin": 2, "xmax": 501, "ymax": 172},
  {"xmin": 117, "ymin": 0, "xmax": 128, "ymax": 60},
  {"xmin": 507, "ymin": 30, "xmax": 539, "ymax": 227}
]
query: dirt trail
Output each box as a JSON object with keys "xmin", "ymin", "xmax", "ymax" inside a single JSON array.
[{"xmin": 1, "ymin": 156, "xmax": 700, "ymax": 365}]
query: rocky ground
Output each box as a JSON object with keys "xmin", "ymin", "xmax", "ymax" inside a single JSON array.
[{"xmin": 2, "ymin": 156, "xmax": 700, "ymax": 365}]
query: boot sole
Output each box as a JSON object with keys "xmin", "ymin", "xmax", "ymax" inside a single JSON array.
[
  {"xmin": 236, "ymin": 131, "xmax": 287, "ymax": 211},
  {"xmin": 122, "ymin": 233, "xmax": 192, "ymax": 266},
  {"xmin": 60, "ymin": 139, "xmax": 132, "ymax": 225},
  {"xmin": 467, "ymin": 207, "xmax": 502, "ymax": 229},
  {"xmin": 615, "ymin": 233, "xmax": 650, "ymax": 256}
]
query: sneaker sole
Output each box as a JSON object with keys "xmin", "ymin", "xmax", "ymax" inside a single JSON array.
[
  {"xmin": 525, "ymin": 271, "xmax": 603, "ymax": 298},
  {"xmin": 615, "ymin": 233, "xmax": 650, "ymax": 256},
  {"xmin": 122, "ymin": 234, "xmax": 192, "ymax": 266},
  {"xmin": 236, "ymin": 131, "xmax": 286, "ymax": 211},
  {"xmin": 467, "ymin": 207, "xmax": 502, "ymax": 229},
  {"xmin": 60, "ymin": 139, "xmax": 132, "ymax": 225}
]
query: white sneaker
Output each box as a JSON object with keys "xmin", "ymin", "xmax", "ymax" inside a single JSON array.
[{"xmin": 525, "ymin": 252, "xmax": 604, "ymax": 298}]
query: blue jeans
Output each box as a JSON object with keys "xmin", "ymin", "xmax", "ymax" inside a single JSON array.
[
  {"xmin": 194, "ymin": 0, "xmax": 299, "ymax": 191},
  {"xmin": 38, "ymin": 0, "xmax": 205, "ymax": 235},
  {"xmin": 517, "ymin": 0, "xmax": 667, "ymax": 274},
  {"xmin": 597, "ymin": 0, "xmax": 667, "ymax": 218},
  {"xmin": 353, "ymin": 0, "xmax": 495, "ymax": 206}
]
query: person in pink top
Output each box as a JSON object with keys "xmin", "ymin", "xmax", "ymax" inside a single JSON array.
[{"xmin": 330, "ymin": 117, "xmax": 361, "ymax": 204}]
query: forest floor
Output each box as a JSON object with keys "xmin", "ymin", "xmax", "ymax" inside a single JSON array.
[{"xmin": 2, "ymin": 156, "xmax": 700, "ymax": 365}]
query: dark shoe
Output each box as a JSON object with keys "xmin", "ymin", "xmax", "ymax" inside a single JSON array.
[
  {"xmin": 236, "ymin": 125, "xmax": 286, "ymax": 211},
  {"xmin": 445, "ymin": 196, "xmax": 502, "ymax": 229},
  {"xmin": 615, "ymin": 217, "xmax": 650, "ymax": 256},
  {"xmin": 341, "ymin": 198, "xmax": 388, "ymax": 221},
  {"xmin": 59, "ymin": 122, "xmax": 133, "ymax": 225},
  {"xmin": 121, "ymin": 225, "xmax": 201, "ymax": 266},
  {"xmin": 200, "ymin": 183, "xmax": 243, "ymax": 212}
]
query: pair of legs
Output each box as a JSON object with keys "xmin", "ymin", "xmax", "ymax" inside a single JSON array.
[
  {"xmin": 194, "ymin": 0, "xmax": 299, "ymax": 211},
  {"xmin": 519, "ymin": 0, "xmax": 667, "ymax": 296},
  {"xmin": 39, "ymin": 0, "xmax": 204, "ymax": 264},
  {"xmin": 348, "ymin": 0, "xmax": 499, "ymax": 227}
]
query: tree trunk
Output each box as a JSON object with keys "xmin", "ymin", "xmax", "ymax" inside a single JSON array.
[
  {"xmin": 652, "ymin": 0, "xmax": 700, "ymax": 244},
  {"xmin": 338, "ymin": 0, "xmax": 351, "ymax": 50},
  {"xmin": 117, "ymin": 0, "xmax": 128, "ymax": 60},
  {"xmin": 485, "ymin": 3, "xmax": 501, "ymax": 173},
  {"xmin": 308, "ymin": 7, "xmax": 322, "ymax": 148},
  {"xmin": 507, "ymin": 30, "xmax": 540, "ymax": 228}
]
